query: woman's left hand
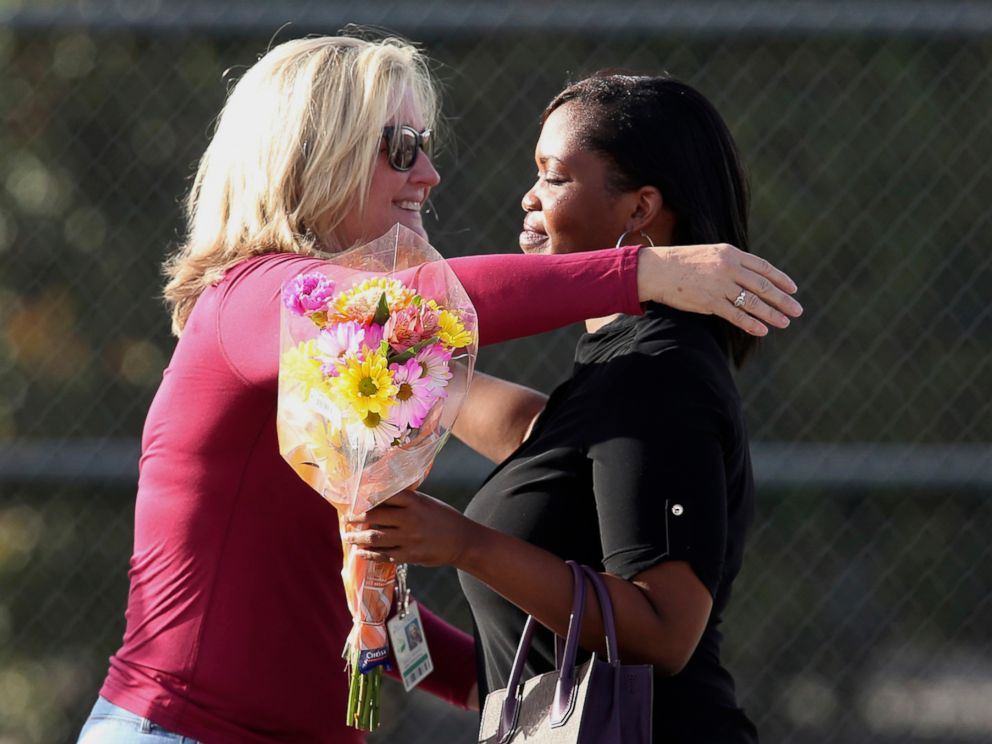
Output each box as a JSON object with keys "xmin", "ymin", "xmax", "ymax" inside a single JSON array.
[{"xmin": 344, "ymin": 489, "xmax": 476, "ymax": 567}]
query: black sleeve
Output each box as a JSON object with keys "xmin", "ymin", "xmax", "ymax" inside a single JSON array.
[{"xmin": 586, "ymin": 355, "xmax": 729, "ymax": 597}]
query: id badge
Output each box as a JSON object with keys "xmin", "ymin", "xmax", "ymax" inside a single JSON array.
[{"xmin": 386, "ymin": 600, "xmax": 434, "ymax": 692}]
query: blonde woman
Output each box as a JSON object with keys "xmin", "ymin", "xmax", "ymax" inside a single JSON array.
[{"xmin": 77, "ymin": 35, "xmax": 800, "ymax": 744}]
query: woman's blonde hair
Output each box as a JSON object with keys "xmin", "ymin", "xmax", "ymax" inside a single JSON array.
[{"xmin": 163, "ymin": 34, "xmax": 438, "ymax": 335}]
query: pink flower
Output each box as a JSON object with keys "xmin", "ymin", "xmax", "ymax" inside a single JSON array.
[
  {"xmin": 282, "ymin": 273, "xmax": 336, "ymax": 316},
  {"xmin": 387, "ymin": 358, "xmax": 438, "ymax": 430},
  {"xmin": 383, "ymin": 306, "xmax": 419, "ymax": 351},
  {"xmin": 361, "ymin": 323, "xmax": 385, "ymax": 351},
  {"xmin": 413, "ymin": 343, "xmax": 452, "ymax": 395},
  {"xmin": 417, "ymin": 303, "xmax": 441, "ymax": 336},
  {"xmin": 382, "ymin": 304, "xmax": 441, "ymax": 352},
  {"xmin": 315, "ymin": 322, "xmax": 383, "ymax": 376}
]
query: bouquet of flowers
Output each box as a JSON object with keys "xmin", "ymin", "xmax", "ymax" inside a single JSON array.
[{"xmin": 276, "ymin": 225, "xmax": 477, "ymax": 731}]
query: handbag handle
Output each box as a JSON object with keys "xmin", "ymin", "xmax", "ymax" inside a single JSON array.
[
  {"xmin": 554, "ymin": 565, "xmax": 621, "ymax": 668},
  {"xmin": 497, "ymin": 561, "xmax": 620, "ymax": 742},
  {"xmin": 550, "ymin": 566, "xmax": 621, "ymax": 726},
  {"xmin": 579, "ymin": 566, "xmax": 620, "ymax": 666},
  {"xmin": 498, "ymin": 562, "xmax": 585, "ymax": 742}
]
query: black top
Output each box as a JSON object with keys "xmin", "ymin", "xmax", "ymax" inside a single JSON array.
[{"xmin": 460, "ymin": 303, "xmax": 758, "ymax": 743}]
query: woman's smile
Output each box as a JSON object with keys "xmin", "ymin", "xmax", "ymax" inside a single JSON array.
[{"xmin": 519, "ymin": 217, "xmax": 549, "ymax": 251}]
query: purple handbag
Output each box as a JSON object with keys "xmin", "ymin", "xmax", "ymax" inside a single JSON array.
[{"xmin": 478, "ymin": 562, "xmax": 653, "ymax": 743}]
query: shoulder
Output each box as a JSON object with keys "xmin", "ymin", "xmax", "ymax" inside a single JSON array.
[
  {"xmin": 576, "ymin": 310, "xmax": 741, "ymax": 432},
  {"xmin": 219, "ymin": 252, "xmax": 328, "ymax": 297},
  {"xmin": 627, "ymin": 304, "xmax": 725, "ymax": 361},
  {"xmin": 206, "ymin": 253, "xmax": 329, "ymax": 386},
  {"xmin": 598, "ymin": 310, "xmax": 736, "ymax": 395},
  {"xmin": 212, "ymin": 253, "xmax": 334, "ymax": 320}
]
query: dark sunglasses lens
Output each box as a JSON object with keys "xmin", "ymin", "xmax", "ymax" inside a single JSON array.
[
  {"xmin": 393, "ymin": 128, "xmax": 419, "ymax": 170},
  {"xmin": 384, "ymin": 126, "xmax": 431, "ymax": 171}
]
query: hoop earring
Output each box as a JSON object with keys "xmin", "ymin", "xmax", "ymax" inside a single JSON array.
[{"xmin": 615, "ymin": 231, "xmax": 656, "ymax": 248}]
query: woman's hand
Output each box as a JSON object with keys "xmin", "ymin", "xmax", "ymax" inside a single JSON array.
[
  {"xmin": 344, "ymin": 489, "xmax": 477, "ymax": 567},
  {"xmin": 638, "ymin": 244, "xmax": 803, "ymax": 336}
]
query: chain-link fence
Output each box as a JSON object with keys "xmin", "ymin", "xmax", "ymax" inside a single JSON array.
[{"xmin": 1, "ymin": 1, "xmax": 990, "ymax": 742}]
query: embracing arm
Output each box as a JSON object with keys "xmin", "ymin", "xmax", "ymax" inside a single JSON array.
[
  {"xmin": 216, "ymin": 244, "xmax": 799, "ymax": 386},
  {"xmin": 447, "ymin": 243, "xmax": 801, "ymax": 345},
  {"xmin": 451, "ymin": 366, "xmax": 547, "ymax": 463}
]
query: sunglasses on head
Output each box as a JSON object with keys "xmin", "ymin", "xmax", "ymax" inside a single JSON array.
[{"xmin": 382, "ymin": 125, "xmax": 432, "ymax": 171}]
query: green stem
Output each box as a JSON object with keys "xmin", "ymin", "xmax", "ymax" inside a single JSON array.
[
  {"xmin": 387, "ymin": 335, "xmax": 440, "ymax": 365},
  {"xmin": 347, "ymin": 656, "xmax": 383, "ymax": 730},
  {"xmin": 370, "ymin": 667, "xmax": 381, "ymax": 731},
  {"xmin": 358, "ymin": 667, "xmax": 369, "ymax": 730},
  {"xmin": 358, "ymin": 672, "xmax": 373, "ymax": 731},
  {"xmin": 346, "ymin": 653, "xmax": 360, "ymax": 727}
]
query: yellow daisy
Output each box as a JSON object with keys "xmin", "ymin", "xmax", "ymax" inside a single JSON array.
[
  {"xmin": 330, "ymin": 348, "xmax": 398, "ymax": 419},
  {"xmin": 437, "ymin": 310, "xmax": 474, "ymax": 349},
  {"xmin": 303, "ymin": 417, "xmax": 338, "ymax": 459},
  {"xmin": 280, "ymin": 340, "xmax": 326, "ymax": 398},
  {"xmin": 304, "ymin": 418, "xmax": 349, "ymax": 478}
]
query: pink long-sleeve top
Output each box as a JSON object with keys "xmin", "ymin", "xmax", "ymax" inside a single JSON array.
[{"xmin": 100, "ymin": 247, "xmax": 641, "ymax": 743}]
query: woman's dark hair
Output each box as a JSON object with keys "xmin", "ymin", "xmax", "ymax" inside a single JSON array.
[{"xmin": 542, "ymin": 73, "xmax": 756, "ymax": 367}]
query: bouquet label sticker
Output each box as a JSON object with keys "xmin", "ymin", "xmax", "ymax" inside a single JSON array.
[
  {"xmin": 387, "ymin": 600, "xmax": 434, "ymax": 692},
  {"xmin": 307, "ymin": 389, "xmax": 339, "ymax": 422}
]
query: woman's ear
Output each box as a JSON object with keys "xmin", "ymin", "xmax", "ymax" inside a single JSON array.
[
  {"xmin": 627, "ymin": 185, "xmax": 664, "ymax": 232},
  {"xmin": 626, "ymin": 185, "xmax": 675, "ymax": 244}
]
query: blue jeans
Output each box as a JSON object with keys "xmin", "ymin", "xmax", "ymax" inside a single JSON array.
[{"xmin": 77, "ymin": 697, "xmax": 201, "ymax": 744}]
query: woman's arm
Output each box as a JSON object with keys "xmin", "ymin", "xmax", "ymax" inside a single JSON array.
[
  {"xmin": 216, "ymin": 244, "xmax": 800, "ymax": 386},
  {"xmin": 344, "ymin": 492, "xmax": 711, "ymax": 674},
  {"xmin": 451, "ymin": 366, "xmax": 547, "ymax": 463},
  {"xmin": 448, "ymin": 243, "xmax": 801, "ymax": 346}
]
